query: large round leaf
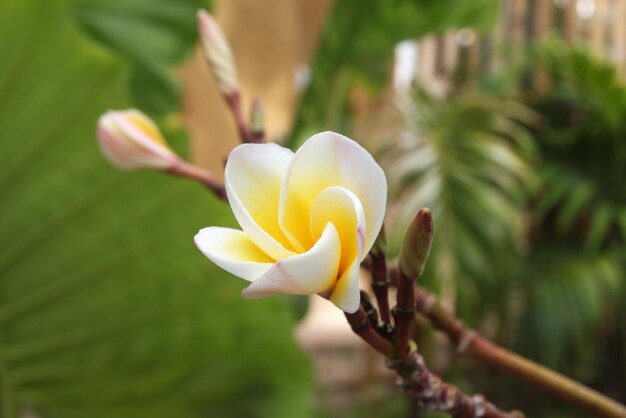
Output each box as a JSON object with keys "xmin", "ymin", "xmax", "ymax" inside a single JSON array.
[{"xmin": 0, "ymin": 1, "xmax": 312, "ymax": 417}]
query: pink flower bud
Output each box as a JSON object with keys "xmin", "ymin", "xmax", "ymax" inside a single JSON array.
[{"xmin": 96, "ymin": 109, "xmax": 179, "ymax": 170}]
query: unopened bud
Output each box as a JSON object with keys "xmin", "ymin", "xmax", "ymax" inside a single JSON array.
[
  {"xmin": 197, "ymin": 10, "xmax": 240, "ymax": 98},
  {"xmin": 399, "ymin": 208, "xmax": 434, "ymax": 279},
  {"xmin": 96, "ymin": 109, "xmax": 179, "ymax": 170}
]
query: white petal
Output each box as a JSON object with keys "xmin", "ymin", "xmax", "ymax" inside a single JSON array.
[
  {"xmin": 330, "ymin": 259, "xmax": 361, "ymax": 313},
  {"xmin": 194, "ymin": 227, "xmax": 273, "ymax": 281},
  {"xmin": 225, "ymin": 143, "xmax": 297, "ymax": 260},
  {"xmin": 241, "ymin": 222, "xmax": 341, "ymax": 299},
  {"xmin": 279, "ymin": 131, "xmax": 387, "ymax": 256}
]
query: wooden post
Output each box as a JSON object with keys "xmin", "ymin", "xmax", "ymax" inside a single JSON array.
[
  {"xmin": 610, "ymin": 0, "xmax": 626, "ymax": 74},
  {"xmin": 508, "ymin": 0, "xmax": 530, "ymax": 65},
  {"xmin": 563, "ymin": 0, "xmax": 579, "ymax": 43},
  {"xmin": 534, "ymin": 0, "xmax": 554, "ymax": 91},
  {"xmin": 442, "ymin": 31, "xmax": 459, "ymax": 79},
  {"xmin": 589, "ymin": 0, "xmax": 607, "ymax": 54},
  {"xmin": 489, "ymin": 0, "xmax": 509, "ymax": 74}
]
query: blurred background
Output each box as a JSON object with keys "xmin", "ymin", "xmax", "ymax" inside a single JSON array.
[{"xmin": 0, "ymin": 0, "xmax": 624, "ymax": 417}]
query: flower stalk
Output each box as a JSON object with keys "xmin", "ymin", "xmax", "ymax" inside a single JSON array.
[
  {"xmin": 345, "ymin": 306, "xmax": 395, "ymax": 358},
  {"xmin": 413, "ymin": 287, "xmax": 626, "ymax": 418},
  {"xmin": 395, "ymin": 208, "xmax": 434, "ymax": 356},
  {"xmin": 198, "ymin": 10, "xmax": 262, "ymax": 145},
  {"xmin": 224, "ymin": 92, "xmax": 256, "ymax": 144},
  {"xmin": 387, "ymin": 349, "xmax": 524, "ymax": 418},
  {"xmin": 168, "ymin": 160, "xmax": 227, "ymax": 200},
  {"xmin": 347, "ymin": 207, "xmax": 524, "ymax": 417},
  {"xmin": 347, "ymin": 299, "xmax": 522, "ymax": 418},
  {"xmin": 370, "ymin": 228, "xmax": 392, "ymax": 333},
  {"xmin": 249, "ymin": 99, "xmax": 265, "ymax": 143}
]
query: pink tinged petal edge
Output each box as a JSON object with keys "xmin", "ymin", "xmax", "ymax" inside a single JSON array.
[
  {"xmin": 224, "ymin": 143, "xmax": 297, "ymax": 261},
  {"xmin": 241, "ymin": 222, "xmax": 341, "ymax": 300},
  {"xmin": 194, "ymin": 227, "xmax": 274, "ymax": 282}
]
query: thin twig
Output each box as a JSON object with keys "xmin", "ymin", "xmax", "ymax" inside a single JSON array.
[
  {"xmin": 168, "ymin": 160, "xmax": 227, "ymax": 200},
  {"xmin": 345, "ymin": 306, "xmax": 395, "ymax": 358},
  {"xmin": 359, "ymin": 291, "xmax": 380, "ymax": 328},
  {"xmin": 225, "ymin": 92, "xmax": 257, "ymax": 144},
  {"xmin": 414, "ymin": 287, "xmax": 626, "ymax": 418},
  {"xmin": 370, "ymin": 251, "xmax": 392, "ymax": 332},
  {"xmin": 394, "ymin": 270, "xmax": 415, "ymax": 357},
  {"xmin": 249, "ymin": 98, "xmax": 265, "ymax": 143}
]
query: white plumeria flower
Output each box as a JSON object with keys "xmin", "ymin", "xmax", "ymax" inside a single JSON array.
[
  {"xmin": 97, "ymin": 109, "xmax": 180, "ymax": 170},
  {"xmin": 194, "ymin": 132, "xmax": 387, "ymax": 313}
]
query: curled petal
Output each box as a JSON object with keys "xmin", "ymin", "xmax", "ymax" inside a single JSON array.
[
  {"xmin": 97, "ymin": 109, "xmax": 179, "ymax": 170},
  {"xmin": 194, "ymin": 227, "xmax": 274, "ymax": 282},
  {"xmin": 330, "ymin": 259, "xmax": 361, "ymax": 313},
  {"xmin": 310, "ymin": 186, "xmax": 365, "ymax": 313},
  {"xmin": 279, "ymin": 131, "xmax": 387, "ymax": 255},
  {"xmin": 310, "ymin": 186, "xmax": 365, "ymax": 273},
  {"xmin": 241, "ymin": 222, "xmax": 341, "ymax": 299},
  {"xmin": 225, "ymin": 143, "xmax": 297, "ymax": 260}
]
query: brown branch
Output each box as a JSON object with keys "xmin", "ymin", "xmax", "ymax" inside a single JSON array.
[
  {"xmin": 370, "ymin": 251, "xmax": 392, "ymax": 332},
  {"xmin": 387, "ymin": 350, "xmax": 524, "ymax": 418},
  {"xmin": 394, "ymin": 270, "xmax": 415, "ymax": 357},
  {"xmin": 414, "ymin": 287, "xmax": 626, "ymax": 418},
  {"xmin": 345, "ymin": 306, "xmax": 395, "ymax": 358},
  {"xmin": 359, "ymin": 291, "xmax": 380, "ymax": 328},
  {"xmin": 346, "ymin": 304, "xmax": 522, "ymax": 417}
]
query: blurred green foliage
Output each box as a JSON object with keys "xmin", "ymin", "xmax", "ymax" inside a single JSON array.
[
  {"xmin": 384, "ymin": 91, "xmax": 537, "ymax": 298},
  {"xmin": 380, "ymin": 40, "xmax": 626, "ymax": 416},
  {"xmin": 506, "ymin": 42, "xmax": 626, "ymax": 395},
  {"xmin": 289, "ymin": 0, "xmax": 500, "ymax": 145},
  {"xmin": 0, "ymin": 1, "xmax": 311, "ymax": 418},
  {"xmin": 73, "ymin": 0, "xmax": 209, "ymax": 115}
]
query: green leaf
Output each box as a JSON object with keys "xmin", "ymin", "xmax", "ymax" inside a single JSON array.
[
  {"xmin": 385, "ymin": 91, "xmax": 535, "ymax": 305},
  {"xmin": 0, "ymin": 2, "xmax": 311, "ymax": 418},
  {"xmin": 555, "ymin": 182, "xmax": 594, "ymax": 233},
  {"xmin": 72, "ymin": 0, "xmax": 209, "ymax": 115},
  {"xmin": 513, "ymin": 250, "xmax": 622, "ymax": 375},
  {"xmin": 585, "ymin": 205, "xmax": 613, "ymax": 252}
]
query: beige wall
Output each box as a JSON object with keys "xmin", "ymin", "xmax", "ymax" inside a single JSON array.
[{"xmin": 179, "ymin": 0, "xmax": 334, "ymax": 177}]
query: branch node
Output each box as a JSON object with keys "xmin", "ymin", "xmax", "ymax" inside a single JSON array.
[
  {"xmin": 457, "ymin": 330, "xmax": 477, "ymax": 354},
  {"xmin": 471, "ymin": 394, "xmax": 486, "ymax": 417},
  {"xmin": 349, "ymin": 315, "xmax": 369, "ymax": 333},
  {"xmin": 393, "ymin": 305, "xmax": 416, "ymax": 316},
  {"xmin": 371, "ymin": 280, "xmax": 390, "ymax": 289}
]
